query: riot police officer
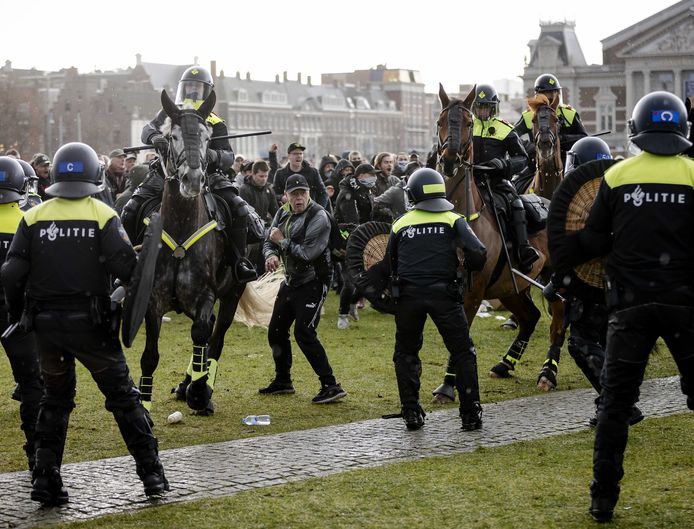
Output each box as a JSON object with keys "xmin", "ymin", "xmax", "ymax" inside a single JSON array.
[
  {"xmin": 121, "ymin": 65, "xmax": 256, "ymax": 283},
  {"xmin": 16, "ymin": 159, "xmax": 43, "ymax": 210},
  {"xmin": 388, "ymin": 168, "xmax": 487, "ymax": 430},
  {"xmin": 514, "ymin": 73, "xmax": 588, "ymax": 163},
  {"xmin": 543, "ymin": 137, "xmax": 643, "ymax": 427},
  {"xmin": 472, "ymin": 83, "xmax": 538, "ymax": 272},
  {"xmin": 572, "ymin": 92, "xmax": 694, "ymax": 522},
  {"xmin": 0, "ymin": 156, "xmax": 43, "ymax": 471},
  {"xmin": 2, "ymin": 143, "xmax": 168, "ymax": 505}
]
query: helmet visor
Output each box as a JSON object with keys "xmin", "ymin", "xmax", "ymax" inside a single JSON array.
[
  {"xmin": 175, "ymin": 80, "xmax": 213, "ymax": 107},
  {"xmin": 474, "ymin": 102, "xmax": 497, "ymax": 120},
  {"xmin": 565, "ymin": 150, "xmax": 579, "ymax": 174}
]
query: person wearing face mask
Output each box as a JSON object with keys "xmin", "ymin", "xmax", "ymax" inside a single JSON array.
[
  {"xmin": 334, "ymin": 163, "xmax": 377, "ymax": 329},
  {"xmin": 393, "ymin": 152, "xmax": 410, "ymax": 177},
  {"xmin": 318, "ymin": 155, "xmax": 339, "ymax": 185}
]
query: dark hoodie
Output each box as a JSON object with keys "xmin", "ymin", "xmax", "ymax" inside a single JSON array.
[
  {"xmin": 318, "ymin": 154, "xmax": 339, "ymax": 182},
  {"xmin": 273, "ymin": 160, "xmax": 329, "ymax": 208},
  {"xmin": 334, "ymin": 174, "xmax": 374, "ymax": 227}
]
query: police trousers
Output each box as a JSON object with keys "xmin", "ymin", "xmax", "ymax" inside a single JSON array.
[
  {"xmin": 594, "ymin": 303, "xmax": 694, "ymax": 487},
  {"xmin": 394, "ymin": 284, "xmax": 480, "ymax": 414},
  {"xmin": 33, "ymin": 311, "xmax": 157, "ymax": 469},
  {"xmin": 267, "ymin": 279, "xmax": 336, "ymax": 387}
]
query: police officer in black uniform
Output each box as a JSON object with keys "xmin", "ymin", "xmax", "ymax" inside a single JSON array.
[
  {"xmin": 121, "ymin": 65, "xmax": 256, "ymax": 283},
  {"xmin": 2, "ymin": 142, "xmax": 168, "ymax": 505},
  {"xmin": 571, "ymin": 92, "xmax": 694, "ymax": 522},
  {"xmin": 514, "ymin": 73, "xmax": 588, "ymax": 164},
  {"xmin": 543, "ymin": 137, "xmax": 643, "ymax": 427},
  {"xmin": 472, "ymin": 83, "xmax": 538, "ymax": 272},
  {"xmin": 16, "ymin": 159, "xmax": 43, "ymax": 210},
  {"xmin": 388, "ymin": 168, "xmax": 487, "ymax": 430},
  {"xmin": 0, "ymin": 156, "xmax": 43, "ymax": 471}
]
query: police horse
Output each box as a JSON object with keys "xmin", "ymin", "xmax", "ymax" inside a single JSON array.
[
  {"xmin": 432, "ymin": 85, "xmax": 565, "ymax": 400},
  {"xmin": 137, "ymin": 89, "xmax": 245, "ymax": 415}
]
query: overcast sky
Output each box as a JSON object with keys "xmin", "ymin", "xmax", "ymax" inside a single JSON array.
[{"xmin": 5, "ymin": 0, "xmax": 681, "ymax": 93}]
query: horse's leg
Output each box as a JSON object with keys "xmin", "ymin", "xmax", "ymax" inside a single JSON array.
[
  {"xmin": 489, "ymin": 289, "xmax": 541, "ymax": 378},
  {"xmin": 139, "ymin": 308, "xmax": 163, "ymax": 413},
  {"xmin": 202, "ymin": 285, "xmax": 245, "ymax": 413},
  {"xmin": 185, "ymin": 292, "xmax": 217, "ymax": 413},
  {"xmin": 537, "ymin": 299, "xmax": 566, "ymax": 391},
  {"xmin": 432, "ymin": 290, "xmax": 482, "ymax": 404}
]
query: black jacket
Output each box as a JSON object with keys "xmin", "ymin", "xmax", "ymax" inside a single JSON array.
[
  {"xmin": 334, "ymin": 176, "xmax": 374, "ymax": 226},
  {"xmin": 473, "ymin": 117, "xmax": 529, "ymax": 180},
  {"xmin": 239, "ymin": 181, "xmax": 278, "ymax": 225},
  {"xmin": 273, "ymin": 161, "xmax": 329, "ymax": 208}
]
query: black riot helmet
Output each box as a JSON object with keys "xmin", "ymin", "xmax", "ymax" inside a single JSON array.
[
  {"xmin": 16, "ymin": 158, "xmax": 39, "ymax": 194},
  {"xmin": 175, "ymin": 66, "xmax": 214, "ymax": 107},
  {"xmin": 565, "ymin": 137, "xmax": 613, "ymax": 174},
  {"xmin": 628, "ymin": 91, "xmax": 692, "ymax": 155},
  {"xmin": 473, "ymin": 84, "xmax": 500, "ymax": 120},
  {"xmin": 0, "ymin": 156, "xmax": 27, "ymax": 204},
  {"xmin": 405, "ymin": 168, "xmax": 454, "ymax": 212},
  {"xmin": 46, "ymin": 142, "xmax": 105, "ymax": 198},
  {"xmin": 534, "ymin": 73, "xmax": 562, "ymax": 92}
]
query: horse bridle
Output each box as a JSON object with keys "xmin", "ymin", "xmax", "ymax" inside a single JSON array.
[
  {"xmin": 436, "ymin": 101, "xmax": 477, "ymax": 209},
  {"xmin": 164, "ymin": 110, "xmax": 210, "ymax": 181}
]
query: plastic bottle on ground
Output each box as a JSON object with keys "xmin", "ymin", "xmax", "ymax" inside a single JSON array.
[{"xmin": 241, "ymin": 415, "xmax": 271, "ymax": 426}]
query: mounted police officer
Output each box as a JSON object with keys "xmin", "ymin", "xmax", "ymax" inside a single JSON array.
[
  {"xmin": 1, "ymin": 142, "xmax": 168, "ymax": 505},
  {"xmin": 514, "ymin": 73, "xmax": 588, "ymax": 164},
  {"xmin": 0, "ymin": 156, "xmax": 43, "ymax": 471},
  {"xmin": 570, "ymin": 92, "xmax": 694, "ymax": 522},
  {"xmin": 472, "ymin": 83, "xmax": 538, "ymax": 273},
  {"xmin": 543, "ymin": 137, "xmax": 643, "ymax": 427},
  {"xmin": 388, "ymin": 168, "xmax": 487, "ymax": 430},
  {"xmin": 121, "ymin": 65, "xmax": 256, "ymax": 283}
]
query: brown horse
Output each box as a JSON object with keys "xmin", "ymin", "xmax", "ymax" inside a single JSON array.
[{"xmin": 432, "ymin": 84, "xmax": 558, "ymax": 400}]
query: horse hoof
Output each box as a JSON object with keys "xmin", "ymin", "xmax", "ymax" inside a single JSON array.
[
  {"xmin": 431, "ymin": 382, "xmax": 456, "ymax": 403},
  {"xmin": 185, "ymin": 380, "xmax": 212, "ymax": 411},
  {"xmin": 171, "ymin": 376, "xmax": 191, "ymax": 401},
  {"xmin": 537, "ymin": 376, "xmax": 556, "ymax": 392},
  {"xmin": 489, "ymin": 362, "xmax": 513, "ymax": 379},
  {"xmin": 192, "ymin": 401, "xmax": 215, "ymax": 416}
]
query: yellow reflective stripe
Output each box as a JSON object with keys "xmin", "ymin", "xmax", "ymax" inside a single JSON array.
[
  {"xmin": 523, "ymin": 110, "xmax": 534, "ymax": 130},
  {"xmin": 143, "ymin": 218, "xmax": 218, "ymax": 254},
  {"xmin": 206, "ymin": 112, "xmax": 223, "ymax": 125},
  {"xmin": 558, "ymin": 105, "xmax": 576, "ymax": 125},
  {"xmin": 392, "ymin": 209, "xmax": 460, "ymax": 233},
  {"xmin": 467, "ymin": 212, "xmax": 480, "ymax": 221},
  {"xmin": 0, "ymin": 202, "xmax": 24, "ymax": 234},
  {"xmin": 422, "ymin": 183, "xmax": 445, "ymax": 194},
  {"xmin": 23, "ymin": 197, "xmax": 116, "ymax": 229},
  {"xmin": 604, "ymin": 153, "xmax": 694, "ymax": 188},
  {"xmin": 473, "ymin": 118, "xmax": 512, "ymax": 140}
]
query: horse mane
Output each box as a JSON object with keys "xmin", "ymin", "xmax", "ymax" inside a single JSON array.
[{"xmin": 527, "ymin": 94, "xmax": 550, "ymax": 112}]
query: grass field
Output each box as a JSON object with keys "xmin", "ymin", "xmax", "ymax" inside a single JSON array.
[{"xmin": 0, "ymin": 289, "xmax": 680, "ymax": 473}]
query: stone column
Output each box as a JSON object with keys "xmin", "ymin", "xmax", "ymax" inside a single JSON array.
[
  {"xmin": 644, "ymin": 69, "xmax": 651, "ymax": 93},
  {"xmin": 674, "ymin": 69, "xmax": 682, "ymax": 97}
]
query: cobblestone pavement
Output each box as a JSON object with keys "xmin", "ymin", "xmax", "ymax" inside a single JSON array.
[{"xmin": 0, "ymin": 376, "xmax": 688, "ymax": 529}]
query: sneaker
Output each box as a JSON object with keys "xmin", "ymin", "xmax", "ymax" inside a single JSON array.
[
  {"xmin": 31, "ymin": 466, "xmax": 69, "ymax": 506},
  {"xmin": 337, "ymin": 315, "xmax": 349, "ymax": 329},
  {"xmin": 258, "ymin": 380, "xmax": 296, "ymax": 395},
  {"xmin": 348, "ymin": 304, "xmax": 360, "ymax": 321},
  {"xmin": 589, "ymin": 480, "xmax": 620, "ymax": 523},
  {"xmin": 312, "ymin": 384, "xmax": 347, "ymax": 404},
  {"xmin": 137, "ymin": 460, "xmax": 170, "ymax": 497},
  {"xmin": 461, "ymin": 402, "xmax": 483, "ymax": 431},
  {"xmin": 403, "ymin": 406, "xmax": 426, "ymax": 430}
]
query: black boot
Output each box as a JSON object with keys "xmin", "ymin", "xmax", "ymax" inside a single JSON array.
[
  {"xmin": 510, "ymin": 198, "xmax": 539, "ymax": 273},
  {"xmin": 228, "ymin": 216, "xmax": 258, "ymax": 284},
  {"xmin": 402, "ymin": 405, "xmax": 426, "ymax": 431},
  {"xmin": 136, "ymin": 456, "xmax": 169, "ymax": 497},
  {"xmin": 31, "ymin": 449, "xmax": 69, "ymax": 505},
  {"xmin": 461, "ymin": 401, "xmax": 483, "ymax": 431},
  {"xmin": 589, "ymin": 480, "xmax": 620, "ymax": 523}
]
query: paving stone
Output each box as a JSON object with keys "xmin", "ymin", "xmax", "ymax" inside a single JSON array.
[{"xmin": 0, "ymin": 376, "xmax": 688, "ymax": 529}]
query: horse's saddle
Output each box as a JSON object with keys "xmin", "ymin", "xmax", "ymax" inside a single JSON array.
[{"xmin": 477, "ymin": 184, "xmax": 548, "ymax": 236}]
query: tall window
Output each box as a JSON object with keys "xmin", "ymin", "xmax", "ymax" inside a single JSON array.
[{"xmin": 595, "ymin": 87, "xmax": 616, "ymax": 134}]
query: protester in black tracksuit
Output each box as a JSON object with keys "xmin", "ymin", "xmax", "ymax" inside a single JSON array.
[
  {"xmin": 568, "ymin": 92, "xmax": 694, "ymax": 522},
  {"xmin": 0, "ymin": 156, "xmax": 43, "ymax": 471},
  {"xmin": 334, "ymin": 163, "xmax": 376, "ymax": 328},
  {"xmin": 1, "ymin": 143, "xmax": 168, "ymax": 505},
  {"xmin": 260, "ymin": 174, "xmax": 346, "ymax": 404},
  {"xmin": 272, "ymin": 142, "xmax": 329, "ymax": 208},
  {"xmin": 387, "ymin": 168, "xmax": 487, "ymax": 431}
]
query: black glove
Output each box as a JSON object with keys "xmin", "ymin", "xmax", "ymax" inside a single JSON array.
[
  {"xmin": 542, "ymin": 280, "xmax": 560, "ymax": 302},
  {"xmin": 150, "ymin": 134, "xmax": 168, "ymax": 156},
  {"xmin": 487, "ymin": 158, "xmax": 508, "ymax": 173},
  {"xmin": 206, "ymin": 149, "xmax": 218, "ymax": 165}
]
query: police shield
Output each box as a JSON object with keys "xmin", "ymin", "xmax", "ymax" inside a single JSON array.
[
  {"xmin": 121, "ymin": 212, "xmax": 162, "ymax": 347},
  {"xmin": 345, "ymin": 221, "xmax": 396, "ymax": 314},
  {"xmin": 546, "ymin": 159, "xmax": 618, "ymax": 287}
]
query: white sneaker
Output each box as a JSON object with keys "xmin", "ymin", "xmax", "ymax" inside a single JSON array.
[
  {"xmin": 348, "ymin": 304, "xmax": 359, "ymax": 321},
  {"xmin": 337, "ymin": 315, "xmax": 349, "ymax": 329}
]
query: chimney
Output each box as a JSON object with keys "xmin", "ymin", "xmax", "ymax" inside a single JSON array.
[
  {"xmin": 135, "ymin": 53, "xmax": 142, "ymax": 66},
  {"xmin": 210, "ymin": 60, "xmax": 217, "ymax": 79},
  {"xmin": 194, "ymin": 56, "xmax": 199, "ymax": 65},
  {"xmin": 307, "ymin": 75, "xmax": 312, "ymax": 87},
  {"xmin": 246, "ymin": 71, "xmax": 251, "ymax": 81},
  {"xmin": 297, "ymin": 72, "xmax": 302, "ymax": 84},
  {"xmin": 275, "ymin": 74, "xmax": 280, "ymax": 84},
  {"xmin": 236, "ymin": 70, "xmax": 241, "ymax": 79},
  {"xmin": 283, "ymin": 71, "xmax": 288, "ymax": 82}
]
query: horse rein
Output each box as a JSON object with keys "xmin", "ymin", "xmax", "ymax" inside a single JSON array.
[{"xmin": 164, "ymin": 111, "xmax": 211, "ymax": 181}]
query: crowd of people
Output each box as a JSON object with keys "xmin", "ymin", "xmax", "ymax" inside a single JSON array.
[{"xmin": 0, "ymin": 65, "xmax": 692, "ymax": 523}]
